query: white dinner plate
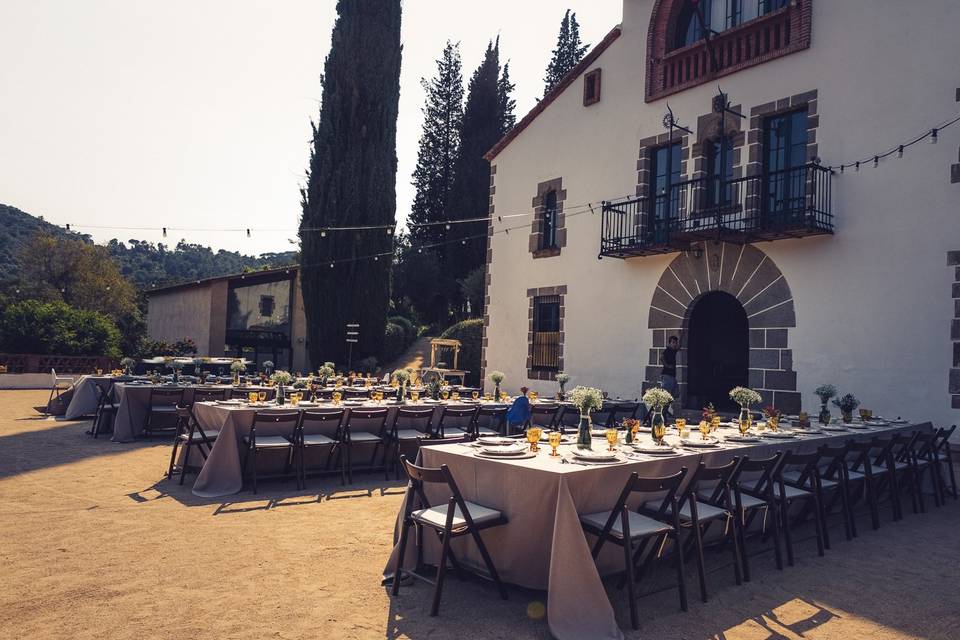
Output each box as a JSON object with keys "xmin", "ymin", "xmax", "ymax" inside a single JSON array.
[
  {"xmin": 480, "ymin": 444, "xmax": 527, "ymax": 456},
  {"xmin": 573, "ymin": 450, "xmax": 619, "ymax": 462},
  {"xmin": 681, "ymin": 438, "xmax": 721, "ymax": 448},
  {"xmin": 632, "ymin": 445, "xmax": 679, "ymax": 455},
  {"xmin": 761, "ymin": 432, "xmax": 797, "ymax": 439},
  {"xmin": 725, "ymin": 435, "xmax": 761, "ymax": 443},
  {"xmin": 477, "ymin": 436, "xmax": 514, "ymax": 446},
  {"xmin": 821, "ymin": 425, "xmax": 850, "ymax": 432}
]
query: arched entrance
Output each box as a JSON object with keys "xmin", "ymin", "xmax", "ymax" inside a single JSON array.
[
  {"xmin": 686, "ymin": 291, "xmax": 749, "ymax": 411},
  {"xmin": 645, "ymin": 242, "xmax": 802, "ymax": 415}
]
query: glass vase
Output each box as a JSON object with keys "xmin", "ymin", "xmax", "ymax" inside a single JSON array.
[
  {"xmin": 396, "ymin": 383, "xmax": 405, "ymax": 403},
  {"xmin": 651, "ymin": 409, "xmax": 666, "ymax": 445},
  {"xmin": 277, "ymin": 384, "xmax": 286, "ymax": 405},
  {"xmin": 739, "ymin": 406, "xmax": 752, "ymax": 431},
  {"xmin": 577, "ymin": 411, "xmax": 592, "ymax": 449},
  {"xmin": 818, "ymin": 402, "xmax": 830, "ymax": 425}
]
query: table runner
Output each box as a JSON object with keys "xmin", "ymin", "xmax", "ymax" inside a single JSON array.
[{"xmin": 383, "ymin": 421, "xmax": 923, "ymax": 640}]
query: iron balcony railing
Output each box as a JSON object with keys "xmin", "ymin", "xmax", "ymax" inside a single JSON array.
[{"xmin": 600, "ymin": 163, "xmax": 832, "ymax": 258}]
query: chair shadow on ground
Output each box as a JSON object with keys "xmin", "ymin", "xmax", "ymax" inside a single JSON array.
[{"xmin": 129, "ymin": 470, "xmax": 408, "ymax": 515}]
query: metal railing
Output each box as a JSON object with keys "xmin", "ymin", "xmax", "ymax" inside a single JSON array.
[{"xmin": 600, "ymin": 163, "xmax": 832, "ymax": 258}]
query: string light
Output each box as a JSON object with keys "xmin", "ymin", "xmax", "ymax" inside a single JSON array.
[
  {"xmin": 873, "ymin": 156, "xmax": 879, "ymax": 168},
  {"xmin": 897, "ymin": 145, "xmax": 904, "ymax": 158},
  {"xmin": 930, "ymin": 128, "xmax": 938, "ymax": 144},
  {"xmin": 162, "ymin": 227, "xmax": 167, "ymax": 238},
  {"xmin": 246, "ymin": 229, "xmax": 251, "ymax": 237}
]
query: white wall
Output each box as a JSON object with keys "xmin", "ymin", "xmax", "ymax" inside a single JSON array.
[
  {"xmin": 485, "ymin": 0, "xmax": 960, "ymax": 430},
  {"xmin": 146, "ymin": 285, "xmax": 214, "ymax": 352}
]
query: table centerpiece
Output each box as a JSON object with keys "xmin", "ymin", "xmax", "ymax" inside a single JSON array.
[
  {"xmin": 642, "ymin": 386, "xmax": 674, "ymax": 445},
  {"xmin": 832, "ymin": 393, "xmax": 860, "ymax": 423},
  {"xmin": 570, "ymin": 385, "xmax": 605, "ymax": 449},
  {"xmin": 814, "ymin": 384, "xmax": 837, "ymax": 425},
  {"xmin": 729, "ymin": 386, "xmax": 762, "ymax": 432}
]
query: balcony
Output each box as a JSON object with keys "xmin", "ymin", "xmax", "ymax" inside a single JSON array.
[{"xmin": 599, "ymin": 163, "xmax": 832, "ymax": 258}]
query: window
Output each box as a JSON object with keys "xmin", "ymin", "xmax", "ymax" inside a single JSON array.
[
  {"xmin": 259, "ymin": 295, "xmax": 275, "ymax": 318},
  {"xmin": 764, "ymin": 108, "xmax": 808, "ymax": 216},
  {"xmin": 675, "ymin": 0, "xmax": 709, "ymax": 48},
  {"xmin": 649, "ymin": 142, "xmax": 682, "ymax": 233},
  {"xmin": 540, "ymin": 190, "xmax": 558, "ymax": 250},
  {"xmin": 706, "ymin": 137, "xmax": 735, "ymax": 207},
  {"xmin": 583, "ymin": 69, "xmax": 601, "ymax": 106},
  {"xmin": 758, "ymin": 0, "xmax": 788, "ymax": 16},
  {"xmin": 531, "ymin": 295, "xmax": 561, "ymax": 371}
]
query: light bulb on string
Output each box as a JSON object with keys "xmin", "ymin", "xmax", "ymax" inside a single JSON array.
[
  {"xmin": 445, "ymin": 223, "xmax": 451, "ymax": 230},
  {"xmin": 930, "ymin": 128, "xmax": 938, "ymax": 144},
  {"xmin": 162, "ymin": 227, "xmax": 167, "ymax": 238},
  {"xmin": 873, "ymin": 156, "xmax": 879, "ymax": 168},
  {"xmin": 321, "ymin": 230, "xmax": 326, "ymax": 238},
  {"xmin": 855, "ymin": 162, "xmax": 860, "ymax": 172},
  {"xmin": 246, "ymin": 229, "xmax": 251, "ymax": 237},
  {"xmin": 840, "ymin": 165, "xmax": 845, "ymax": 174},
  {"xmin": 897, "ymin": 145, "xmax": 904, "ymax": 158}
]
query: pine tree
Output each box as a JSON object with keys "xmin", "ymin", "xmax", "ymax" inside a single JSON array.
[
  {"xmin": 543, "ymin": 10, "xmax": 590, "ymax": 95},
  {"xmin": 445, "ymin": 39, "xmax": 515, "ymax": 296},
  {"xmin": 410, "ymin": 41, "xmax": 463, "ymax": 250},
  {"xmin": 299, "ymin": 0, "xmax": 402, "ymax": 368}
]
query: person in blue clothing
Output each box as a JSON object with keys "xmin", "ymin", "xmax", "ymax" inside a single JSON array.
[{"xmin": 506, "ymin": 386, "xmax": 531, "ymax": 434}]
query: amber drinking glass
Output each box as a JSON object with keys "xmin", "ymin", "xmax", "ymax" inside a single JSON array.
[
  {"xmin": 738, "ymin": 417, "xmax": 751, "ymax": 435},
  {"xmin": 332, "ymin": 391, "xmax": 342, "ymax": 405},
  {"xmin": 699, "ymin": 420, "xmax": 710, "ymax": 440},
  {"xmin": 711, "ymin": 415, "xmax": 721, "ymax": 433},
  {"xmin": 248, "ymin": 392, "xmax": 258, "ymax": 404},
  {"xmin": 451, "ymin": 391, "xmax": 460, "ymax": 402},
  {"xmin": 257, "ymin": 391, "xmax": 267, "ymax": 403},
  {"xmin": 440, "ymin": 390, "xmax": 449, "ymax": 401},
  {"xmin": 548, "ymin": 431, "xmax": 562, "ymax": 456},
  {"xmin": 471, "ymin": 390, "xmax": 479, "ymax": 401},
  {"xmin": 291, "ymin": 393, "xmax": 301, "ymax": 407},
  {"xmin": 410, "ymin": 390, "xmax": 420, "ymax": 403},
  {"xmin": 652, "ymin": 421, "xmax": 667, "ymax": 445},
  {"xmin": 605, "ymin": 428, "xmax": 619, "ymax": 451},
  {"xmin": 526, "ymin": 426, "xmax": 542, "ymax": 452}
]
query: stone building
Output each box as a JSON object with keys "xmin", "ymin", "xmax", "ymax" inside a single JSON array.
[{"xmin": 480, "ymin": 0, "xmax": 960, "ymax": 426}]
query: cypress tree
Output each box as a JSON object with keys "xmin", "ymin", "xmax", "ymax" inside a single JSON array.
[
  {"xmin": 299, "ymin": 0, "xmax": 402, "ymax": 368},
  {"xmin": 445, "ymin": 40, "xmax": 515, "ymax": 293},
  {"xmin": 410, "ymin": 41, "xmax": 464, "ymax": 249},
  {"xmin": 543, "ymin": 10, "xmax": 590, "ymax": 95}
]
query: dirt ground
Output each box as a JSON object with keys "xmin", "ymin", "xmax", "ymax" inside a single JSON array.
[{"xmin": 2, "ymin": 389, "xmax": 959, "ymax": 640}]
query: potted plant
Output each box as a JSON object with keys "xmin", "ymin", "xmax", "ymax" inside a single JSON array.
[
  {"xmin": 814, "ymin": 384, "xmax": 838, "ymax": 425},
  {"xmin": 392, "ymin": 369, "xmax": 410, "ymax": 402},
  {"xmin": 729, "ymin": 386, "xmax": 763, "ymax": 431},
  {"xmin": 762, "ymin": 405, "xmax": 781, "ymax": 432},
  {"xmin": 832, "ymin": 393, "xmax": 860, "ymax": 423},
  {"xmin": 555, "ymin": 372, "xmax": 570, "ymax": 400},
  {"xmin": 642, "ymin": 387, "xmax": 674, "ymax": 445},
  {"xmin": 489, "ymin": 371, "xmax": 505, "ymax": 399},
  {"xmin": 120, "ymin": 357, "xmax": 136, "ymax": 376},
  {"xmin": 569, "ymin": 385, "xmax": 606, "ymax": 449},
  {"xmin": 270, "ymin": 370, "xmax": 293, "ymax": 405}
]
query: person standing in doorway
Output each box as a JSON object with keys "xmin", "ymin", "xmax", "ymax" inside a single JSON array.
[{"xmin": 661, "ymin": 336, "xmax": 680, "ymax": 416}]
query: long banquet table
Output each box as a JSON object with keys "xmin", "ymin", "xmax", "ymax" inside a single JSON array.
[
  {"xmin": 190, "ymin": 399, "xmax": 510, "ymax": 498},
  {"xmin": 382, "ymin": 419, "xmax": 924, "ymax": 640}
]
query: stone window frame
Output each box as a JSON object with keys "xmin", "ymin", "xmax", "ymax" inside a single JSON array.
[
  {"xmin": 527, "ymin": 285, "xmax": 566, "ymax": 381},
  {"xmin": 529, "ymin": 178, "xmax": 567, "ymax": 259},
  {"xmin": 583, "ymin": 68, "xmax": 602, "ymax": 106},
  {"xmin": 480, "ymin": 165, "xmax": 497, "ymax": 387}
]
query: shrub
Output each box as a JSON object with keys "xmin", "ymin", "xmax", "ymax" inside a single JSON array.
[
  {"xmin": 382, "ymin": 322, "xmax": 408, "ymax": 363},
  {"xmin": 0, "ymin": 299, "xmax": 121, "ymax": 357},
  {"xmin": 439, "ymin": 318, "xmax": 483, "ymax": 386},
  {"xmin": 388, "ymin": 315, "xmax": 416, "ymax": 343}
]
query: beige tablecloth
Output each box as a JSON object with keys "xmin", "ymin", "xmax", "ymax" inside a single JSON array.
[
  {"xmin": 190, "ymin": 400, "xmax": 508, "ymax": 497},
  {"xmin": 111, "ymin": 384, "xmax": 274, "ymax": 442},
  {"xmin": 383, "ymin": 420, "xmax": 924, "ymax": 640}
]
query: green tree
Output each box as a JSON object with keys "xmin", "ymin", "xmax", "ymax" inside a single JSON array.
[
  {"xmin": 0, "ymin": 299, "xmax": 121, "ymax": 357},
  {"xmin": 410, "ymin": 41, "xmax": 464, "ymax": 248},
  {"xmin": 445, "ymin": 39, "xmax": 515, "ymax": 295},
  {"xmin": 299, "ymin": 0, "xmax": 402, "ymax": 368},
  {"xmin": 543, "ymin": 10, "xmax": 589, "ymax": 95}
]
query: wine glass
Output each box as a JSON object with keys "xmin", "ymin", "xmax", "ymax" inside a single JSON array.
[
  {"xmin": 248, "ymin": 392, "xmax": 258, "ymax": 404},
  {"xmin": 410, "ymin": 389, "xmax": 420, "ymax": 403},
  {"xmin": 526, "ymin": 426, "xmax": 542, "ymax": 452},
  {"xmin": 471, "ymin": 390, "xmax": 479, "ymax": 401},
  {"xmin": 483, "ymin": 392, "xmax": 492, "ymax": 402},
  {"xmin": 675, "ymin": 417, "xmax": 687, "ymax": 438},
  {"xmin": 451, "ymin": 391, "xmax": 460, "ymax": 402},
  {"xmin": 548, "ymin": 431, "xmax": 562, "ymax": 457},
  {"xmin": 605, "ymin": 428, "xmax": 619, "ymax": 452},
  {"xmin": 529, "ymin": 390, "xmax": 538, "ymax": 403},
  {"xmin": 376, "ymin": 391, "xmax": 384, "ymax": 403},
  {"xmin": 710, "ymin": 415, "xmax": 721, "ymax": 433},
  {"xmin": 738, "ymin": 416, "xmax": 751, "ymax": 436},
  {"xmin": 499, "ymin": 392, "xmax": 508, "ymax": 403},
  {"xmin": 291, "ymin": 393, "xmax": 301, "ymax": 407},
  {"xmin": 652, "ymin": 421, "xmax": 667, "ymax": 445},
  {"xmin": 257, "ymin": 391, "xmax": 267, "ymax": 403},
  {"xmin": 630, "ymin": 419, "xmax": 640, "ymax": 443},
  {"xmin": 699, "ymin": 420, "xmax": 710, "ymax": 440},
  {"xmin": 440, "ymin": 390, "xmax": 449, "ymax": 401},
  {"xmin": 332, "ymin": 391, "xmax": 342, "ymax": 406}
]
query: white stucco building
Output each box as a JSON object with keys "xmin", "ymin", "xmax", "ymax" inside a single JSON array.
[{"xmin": 480, "ymin": 0, "xmax": 960, "ymax": 428}]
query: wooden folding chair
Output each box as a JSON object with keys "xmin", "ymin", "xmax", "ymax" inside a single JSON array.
[{"xmin": 167, "ymin": 405, "xmax": 219, "ymax": 484}]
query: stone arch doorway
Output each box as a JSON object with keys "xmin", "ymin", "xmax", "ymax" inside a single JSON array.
[
  {"xmin": 686, "ymin": 291, "xmax": 749, "ymax": 411},
  {"xmin": 645, "ymin": 242, "xmax": 801, "ymax": 414}
]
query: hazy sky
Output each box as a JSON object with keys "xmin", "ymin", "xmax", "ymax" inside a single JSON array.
[{"xmin": 0, "ymin": 1, "xmax": 622, "ymax": 255}]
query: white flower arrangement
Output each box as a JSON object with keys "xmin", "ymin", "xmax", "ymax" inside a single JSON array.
[
  {"xmin": 270, "ymin": 370, "xmax": 293, "ymax": 386},
  {"xmin": 814, "ymin": 384, "xmax": 838, "ymax": 402},
  {"xmin": 729, "ymin": 386, "xmax": 762, "ymax": 407},
  {"xmin": 555, "ymin": 372, "xmax": 571, "ymax": 385},
  {"xmin": 262, "ymin": 360, "xmax": 275, "ymax": 373},
  {"xmin": 230, "ymin": 360, "xmax": 246, "ymax": 373},
  {"xmin": 642, "ymin": 387, "xmax": 674, "ymax": 410},
  {"xmin": 392, "ymin": 369, "xmax": 410, "ymax": 384},
  {"xmin": 569, "ymin": 385, "xmax": 605, "ymax": 413},
  {"xmin": 489, "ymin": 371, "xmax": 505, "ymax": 384},
  {"xmin": 318, "ymin": 364, "xmax": 335, "ymax": 379}
]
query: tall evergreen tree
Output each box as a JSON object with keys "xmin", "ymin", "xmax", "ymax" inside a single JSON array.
[
  {"xmin": 410, "ymin": 41, "xmax": 464, "ymax": 248},
  {"xmin": 299, "ymin": 0, "xmax": 402, "ymax": 368},
  {"xmin": 543, "ymin": 10, "xmax": 590, "ymax": 95},
  {"xmin": 445, "ymin": 39, "xmax": 515, "ymax": 297}
]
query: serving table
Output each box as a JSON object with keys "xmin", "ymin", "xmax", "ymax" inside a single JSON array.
[{"xmin": 383, "ymin": 420, "xmax": 923, "ymax": 640}]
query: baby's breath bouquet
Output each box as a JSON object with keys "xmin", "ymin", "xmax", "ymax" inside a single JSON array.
[
  {"xmin": 120, "ymin": 357, "xmax": 136, "ymax": 375},
  {"xmin": 392, "ymin": 369, "xmax": 410, "ymax": 384},
  {"xmin": 569, "ymin": 386, "xmax": 605, "ymax": 414},
  {"xmin": 270, "ymin": 370, "xmax": 293, "ymax": 386},
  {"xmin": 230, "ymin": 360, "xmax": 246, "ymax": 373},
  {"xmin": 555, "ymin": 372, "xmax": 571, "ymax": 398},
  {"xmin": 642, "ymin": 387, "xmax": 674, "ymax": 410},
  {"xmin": 729, "ymin": 386, "xmax": 762, "ymax": 408},
  {"xmin": 814, "ymin": 384, "xmax": 838, "ymax": 404},
  {"xmin": 489, "ymin": 370, "xmax": 505, "ymax": 397}
]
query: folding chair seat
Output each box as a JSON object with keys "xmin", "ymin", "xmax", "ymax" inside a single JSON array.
[
  {"xmin": 143, "ymin": 388, "xmax": 185, "ymax": 437},
  {"xmin": 298, "ymin": 408, "xmax": 346, "ymax": 486},
  {"xmin": 846, "ymin": 439, "xmax": 901, "ymax": 530},
  {"xmin": 47, "ymin": 369, "xmax": 76, "ymax": 415},
  {"xmin": 391, "ymin": 456, "xmax": 508, "ymax": 616},
  {"xmin": 90, "ymin": 379, "xmax": 119, "ymax": 438},
  {"xmin": 240, "ymin": 411, "xmax": 300, "ymax": 493},
  {"xmin": 555, "ymin": 405, "xmax": 581, "ymax": 435},
  {"xmin": 343, "ymin": 407, "xmax": 389, "ymax": 482},
  {"xmin": 525, "ymin": 404, "xmax": 559, "ymax": 434},
  {"xmin": 815, "ymin": 443, "xmax": 857, "ymax": 540},
  {"xmin": 579, "ymin": 468, "xmax": 689, "ymax": 630},
  {"xmin": 191, "ymin": 387, "xmax": 226, "ymax": 404},
  {"xmin": 386, "ymin": 407, "xmax": 435, "ymax": 477},
  {"xmin": 167, "ymin": 406, "xmax": 219, "ymax": 485},
  {"xmin": 435, "ymin": 405, "xmax": 477, "ymax": 440},
  {"xmin": 610, "ymin": 402, "xmax": 641, "ymax": 427}
]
